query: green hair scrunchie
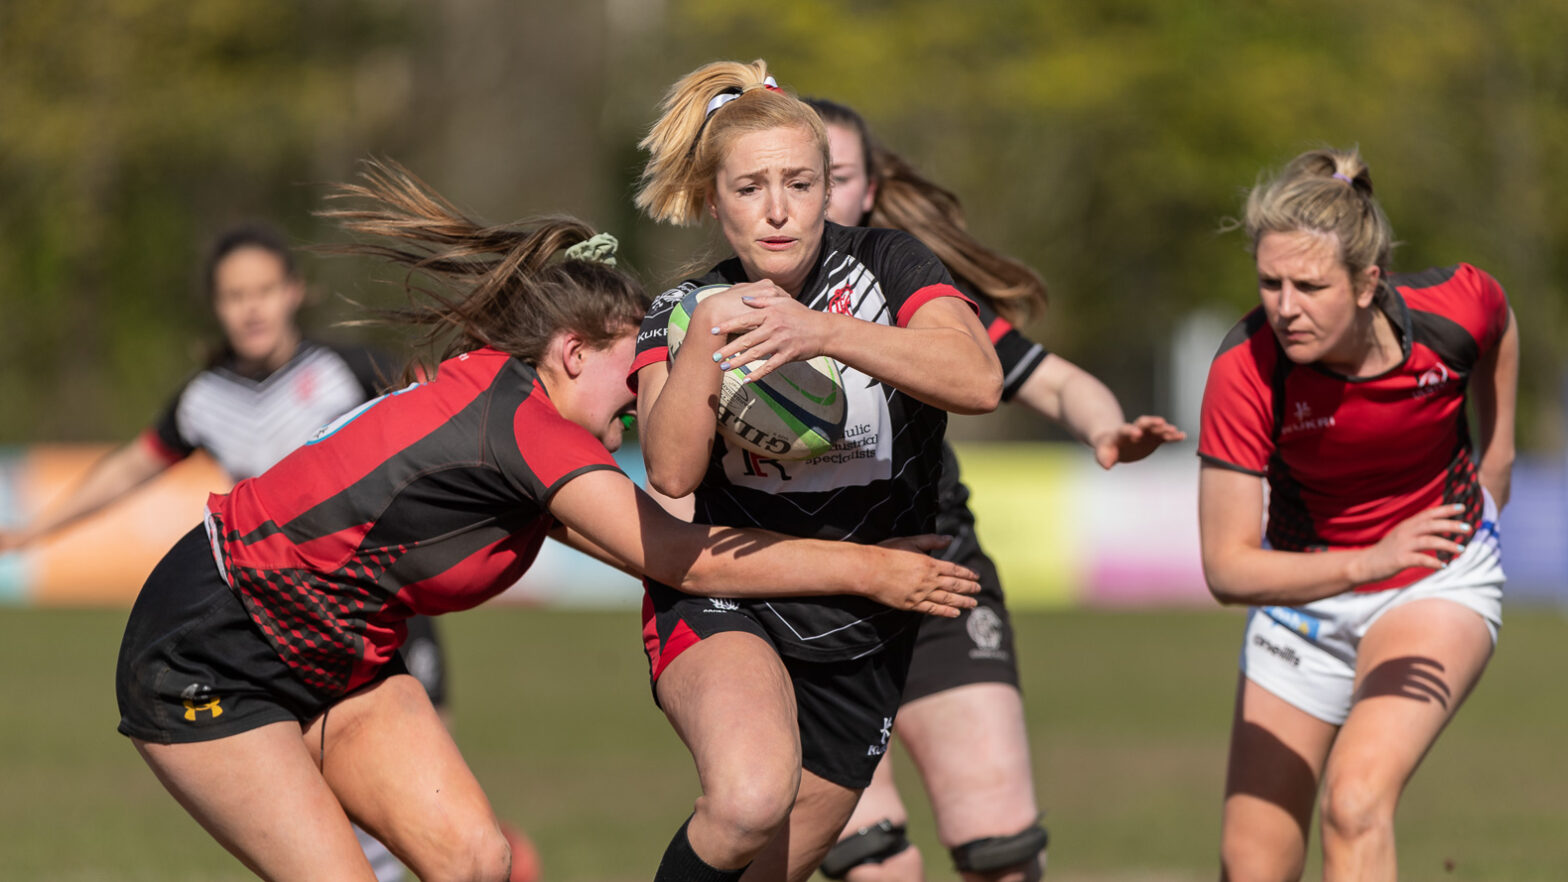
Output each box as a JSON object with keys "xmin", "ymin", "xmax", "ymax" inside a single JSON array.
[{"xmin": 564, "ymin": 232, "xmax": 619, "ymax": 266}]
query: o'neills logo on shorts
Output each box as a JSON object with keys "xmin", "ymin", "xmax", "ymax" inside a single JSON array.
[{"xmin": 1252, "ymin": 635, "xmax": 1301, "ymax": 668}]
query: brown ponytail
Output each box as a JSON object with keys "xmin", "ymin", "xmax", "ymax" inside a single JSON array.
[{"xmin": 318, "ymin": 159, "xmax": 647, "ymax": 377}]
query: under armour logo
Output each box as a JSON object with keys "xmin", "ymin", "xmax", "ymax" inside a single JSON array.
[
  {"xmin": 183, "ymin": 697, "xmax": 224, "ymax": 721},
  {"xmin": 180, "ymin": 682, "xmax": 224, "ymax": 721}
]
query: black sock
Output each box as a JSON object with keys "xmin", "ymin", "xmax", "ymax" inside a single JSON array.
[{"xmin": 655, "ymin": 815, "xmax": 749, "ymax": 882}]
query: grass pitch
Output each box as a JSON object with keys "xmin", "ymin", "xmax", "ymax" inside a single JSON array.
[{"xmin": 0, "ymin": 605, "xmax": 1563, "ymax": 880}]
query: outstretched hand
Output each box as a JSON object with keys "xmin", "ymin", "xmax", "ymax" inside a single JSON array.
[
  {"xmin": 871, "ymin": 535, "xmax": 980, "ymax": 618},
  {"xmin": 1091, "ymin": 414, "xmax": 1186, "ymax": 469}
]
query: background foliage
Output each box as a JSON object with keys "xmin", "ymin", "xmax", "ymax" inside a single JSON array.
[{"xmin": 4, "ymin": 0, "xmax": 1566, "ymax": 445}]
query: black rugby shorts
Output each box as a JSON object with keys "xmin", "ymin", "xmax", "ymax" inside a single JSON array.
[
  {"xmin": 642, "ymin": 582, "xmax": 918, "ymax": 789},
  {"xmin": 115, "ymin": 526, "xmax": 405, "ymax": 743},
  {"xmin": 902, "ymin": 547, "xmax": 1021, "ymax": 703}
]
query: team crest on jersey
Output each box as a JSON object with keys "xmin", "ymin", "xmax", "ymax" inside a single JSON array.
[
  {"xmin": 1413, "ymin": 362, "xmax": 1454, "ymax": 398},
  {"xmin": 651, "ymin": 284, "xmax": 694, "ymax": 314},
  {"xmin": 826, "ymin": 285, "xmax": 856, "ymax": 316}
]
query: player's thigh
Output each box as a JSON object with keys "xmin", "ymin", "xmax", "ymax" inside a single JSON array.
[
  {"xmin": 308, "ymin": 673, "xmax": 505, "ymax": 879},
  {"xmin": 1326, "ymin": 597, "xmax": 1494, "ymax": 801},
  {"xmin": 896, "ymin": 682, "xmax": 1036, "ymax": 845},
  {"xmin": 838, "ymin": 751, "xmax": 908, "ymax": 833},
  {"xmin": 1222, "ymin": 673, "xmax": 1337, "ymax": 857},
  {"xmin": 136, "ymin": 722, "xmax": 376, "ymax": 881},
  {"xmin": 658, "ymin": 630, "xmax": 802, "ymax": 786}
]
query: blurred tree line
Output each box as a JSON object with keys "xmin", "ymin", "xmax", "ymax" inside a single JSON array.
[{"xmin": 4, "ymin": 0, "xmax": 1566, "ymax": 449}]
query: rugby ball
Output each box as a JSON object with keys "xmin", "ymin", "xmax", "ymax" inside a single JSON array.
[{"xmin": 666, "ymin": 283, "xmax": 846, "ymax": 460}]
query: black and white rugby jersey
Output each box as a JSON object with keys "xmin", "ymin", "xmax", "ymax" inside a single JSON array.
[
  {"xmin": 633, "ymin": 222, "xmax": 976, "ymax": 661},
  {"xmin": 140, "ymin": 340, "xmax": 392, "ymax": 481}
]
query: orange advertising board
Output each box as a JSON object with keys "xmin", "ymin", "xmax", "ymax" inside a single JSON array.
[{"xmin": 0, "ymin": 445, "xmax": 230, "ymax": 605}]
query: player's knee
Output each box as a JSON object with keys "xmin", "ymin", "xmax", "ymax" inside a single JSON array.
[
  {"xmin": 949, "ymin": 822, "xmax": 1048, "ymax": 881},
  {"xmin": 820, "ymin": 819, "xmax": 914, "ymax": 880},
  {"xmin": 697, "ymin": 774, "xmax": 798, "ymax": 850},
  {"xmin": 421, "ymin": 822, "xmax": 511, "ymax": 882},
  {"xmin": 1319, "ymin": 775, "xmax": 1392, "ymax": 843}
]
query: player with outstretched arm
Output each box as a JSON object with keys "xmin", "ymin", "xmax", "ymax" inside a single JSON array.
[
  {"xmin": 805, "ymin": 97, "xmax": 1184, "ymax": 882},
  {"xmin": 1198, "ymin": 147, "xmax": 1517, "ymax": 881}
]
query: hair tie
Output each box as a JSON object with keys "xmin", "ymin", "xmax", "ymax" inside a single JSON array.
[
  {"xmin": 704, "ymin": 76, "xmax": 779, "ymax": 117},
  {"xmin": 1332, "ymin": 172, "xmax": 1353, "ymax": 184},
  {"xmin": 564, "ymin": 232, "xmax": 618, "ymax": 266}
]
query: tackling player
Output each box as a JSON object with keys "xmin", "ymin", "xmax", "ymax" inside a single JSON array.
[{"xmin": 113, "ymin": 160, "xmax": 982, "ymax": 882}]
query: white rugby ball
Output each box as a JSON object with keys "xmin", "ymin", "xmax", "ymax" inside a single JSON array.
[{"xmin": 666, "ymin": 284, "xmax": 847, "ymax": 460}]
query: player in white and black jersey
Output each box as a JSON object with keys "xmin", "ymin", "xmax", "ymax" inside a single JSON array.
[
  {"xmin": 0, "ymin": 223, "xmax": 455, "ymax": 882},
  {"xmin": 631, "ymin": 61, "xmax": 1003, "ymax": 882},
  {"xmin": 805, "ymin": 100, "xmax": 1186, "ymax": 882},
  {"xmin": 0, "ymin": 223, "xmax": 392, "ymax": 547}
]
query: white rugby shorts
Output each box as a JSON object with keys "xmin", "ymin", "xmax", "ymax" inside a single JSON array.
[{"xmin": 1239, "ymin": 492, "xmax": 1504, "ymax": 725}]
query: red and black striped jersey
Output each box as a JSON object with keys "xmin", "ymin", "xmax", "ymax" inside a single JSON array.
[
  {"xmin": 632, "ymin": 222, "xmax": 975, "ymax": 661},
  {"xmin": 1199, "ymin": 263, "xmax": 1510, "ymax": 592},
  {"xmin": 205, "ymin": 348, "xmax": 620, "ymax": 695}
]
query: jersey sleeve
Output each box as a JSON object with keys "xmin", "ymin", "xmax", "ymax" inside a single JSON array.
[
  {"xmin": 1198, "ymin": 313, "xmax": 1275, "ymax": 476},
  {"xmin": 628, "ymin": 282, "xmax": 692, "ymax": 388},
  {"xmin": 1460, "ymin": 264, "xmax": 1510, "ymax": 354},
  {"xmin": 142, "ymin": 389, "xmax": 197, "ymax": 465},
  {"xmin": 510, "ymin": 394, "xmax": 624, "ymax": 502},
  {"xmin": 971, "ymin": 296, "xmax": 1048, "ymax": 401},
  {"xmin": 868, "ymin": 229, "xmax": 976, "ymax": 327}
]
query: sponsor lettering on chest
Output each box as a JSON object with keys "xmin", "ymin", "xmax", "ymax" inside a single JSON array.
[{"xmin": 1281, "ymin": 399, "xmax": 1335, "ymax": 436}]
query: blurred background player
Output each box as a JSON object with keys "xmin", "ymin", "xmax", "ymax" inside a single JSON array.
[
  {"xmin": 805, "ymin": 98, "xmax": 1184, "ymax": 882},
  {"xmin": 632, "ymin": 60, "xmax": 1003, "ymax": 882},
  {"xmin": 1198, "ymin": 147, "xmax": 1517, "ymax": 881},
  {"xmin": 115, "ymin": 161, "xmax": 982, "ymax": 882},
  {"xmin": 0, "ymin": 222, "xmax": 471, "ymax": 882}
]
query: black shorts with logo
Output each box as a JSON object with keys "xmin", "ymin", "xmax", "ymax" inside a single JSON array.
[
  {"xmin": 642, "ymin": 582, "xmax": 918, "ymax": 790},
  {"xmin": 902, "ymin": 545, "xmax": 1021, "ymax": 703},
  {"xmin": 116, "ymin": 526, "xmax": 405, "ymax": 744}
]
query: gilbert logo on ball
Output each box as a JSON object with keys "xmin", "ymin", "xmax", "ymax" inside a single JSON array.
[{"xmin": 666, "ymin": 283, "xmax": 847, "ymax": 460}]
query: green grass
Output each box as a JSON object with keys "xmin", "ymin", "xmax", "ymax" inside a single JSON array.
[{"xmin": 0, "ymin": 606, "xmax": 1564, "ymax": 880}]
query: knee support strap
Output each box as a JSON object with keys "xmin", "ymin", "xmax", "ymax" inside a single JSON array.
[
  {"xmin": 950, "ymin": 822, "xmax": 1049, "ymax": 874},
  {"xmin": 819, "ymin": 819, "xmax": 911, "ymax": 880}
]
